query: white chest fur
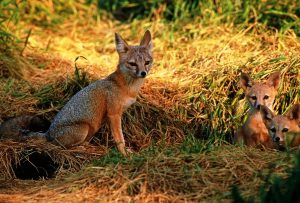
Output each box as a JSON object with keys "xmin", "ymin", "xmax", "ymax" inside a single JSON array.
[{"xmin": 123, "ymin": 97, "xmax": 136, "ymax": 110}]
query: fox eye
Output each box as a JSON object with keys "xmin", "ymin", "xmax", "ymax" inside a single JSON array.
[
  {"xmin": 251, "ymin": 96, "xmax": 257, "ymax": 100},
  {"xmin": 145, "ymin": 61, "xmax": 151, "ymax": 65},
  {"xmin": 263, "ymin": 95, "xmax": 269, "ymax": 100},
  {"xmin": 128, "ymin": 62, "xmax": 137, "ymax": 67},
  {"xmin": 282, "ymin": 128, "xmax": 288, "ymax": 133},
  {"xmin": 270, "ymin": 127, "xmax": 276, "ymax": 133}
]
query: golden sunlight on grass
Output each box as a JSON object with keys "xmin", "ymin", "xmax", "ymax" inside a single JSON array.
[{"xmin": 0, "ymin": 2, "xmax": 300, "ymax": 202}]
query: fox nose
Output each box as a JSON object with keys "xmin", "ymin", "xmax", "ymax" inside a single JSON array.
[
  {"xmin": 275, "ymin": 137, "xmax": 280, "ymax": 142},
  {"xmin": 140, "ymin": 71, "xmax": 147, "ymax": 78},
  {"xmin": 256, "ymin": 104, "xmax": 261, "ymax": 110}
]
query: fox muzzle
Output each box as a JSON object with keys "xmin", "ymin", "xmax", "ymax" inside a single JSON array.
[{"xmin": 137, "ymin": 70, "xmax": 147, "ymax": 78}]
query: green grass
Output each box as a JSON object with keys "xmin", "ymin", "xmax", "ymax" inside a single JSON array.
[
  {"xmin": 94, "ymin": 0, "xmax": 300, "ymax": 35},
  {"xmin": 232, "ymin": 153, "xmax": 300, "ymax": 203},
  {"xmin": 0, "ymin": 1, "xmax": 299, "ymax": 202},
  {"xmin": 88, "ymin": 139, "xmax": 294, "ymax": 201}
]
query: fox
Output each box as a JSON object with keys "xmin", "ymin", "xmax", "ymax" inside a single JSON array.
[
  {"xmin": 260, "ymin": 104, "xmax": 300, "ymax": 148},
  {"xmin": 234, "ymin": 71, "xmax": 281, "ymax": 148},
  {"xmin": 3, "ymin": 30, "xmax": 153, "ymax": 156}
]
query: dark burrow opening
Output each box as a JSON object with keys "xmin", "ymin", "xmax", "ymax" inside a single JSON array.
[{"xmin": 12, "ymin": 151, "xmax": 59, "ymax": 180}]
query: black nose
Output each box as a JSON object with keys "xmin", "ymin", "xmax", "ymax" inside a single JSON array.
[
  {"xmin": 141, "ymin": 71, "xmax": 147, "ymax": 77},
  {"xmin": 256, "ymin": 104, "xmax": 261, "ymax": 110},
  {"xmin": 275, "ymin": 137, "xmax": 280, "ymax": 142}
]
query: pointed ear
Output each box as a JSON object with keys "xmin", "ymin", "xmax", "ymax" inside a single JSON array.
[
  {"xmin": 240, "ymin": 72, "xmax": 253, "ymax": 91},
  {"xmin": 115, "ymin": 33, "xmax": 129, "ymax": 54},
  {"xmin": 267, "ymin": 72, "xmax": 280, "ymax": 90},
  {"xmin": 140, "ymin": 30, "xmax": 152, "ymax": 50},
  {"xmin": 260, "ymin": 105, "xmax": 274, "ymax": 124},
  {"xmin": 287, "ymin": 104, "xmax": 300, "ymax": 121}
]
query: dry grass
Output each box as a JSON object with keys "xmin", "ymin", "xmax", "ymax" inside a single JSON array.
[
  {"xmin": 0, "ymin": 11, "xmax": 299, "ymax": 202},
  {"xmin": 0, "ymin": 145, "xmax": 294, "ymax": 202},
  {"xmin": 0, "ymin": 139, "xmax": 107, "ymax": 179}
]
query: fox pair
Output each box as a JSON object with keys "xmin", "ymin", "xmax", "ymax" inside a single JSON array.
[
  {"xmin": 234, "ymin": 72, "xmax": 300, "ymax": 149},
  {"xmin": 0, "ymin": 30, "xmax": 153, "ymax": 156}
]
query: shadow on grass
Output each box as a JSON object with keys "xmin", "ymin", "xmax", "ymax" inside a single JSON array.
[{"xmin": 231, "ymin": 153, "xmax": 300, "ymax": 203}]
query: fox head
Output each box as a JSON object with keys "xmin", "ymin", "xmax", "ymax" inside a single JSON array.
[
  {"xmin": 240, "ymin": 72, "xmax": 280, "ymax": 110},
  {"xmin": 260, "ymin": 104, "xmax": 300, "ymax": 143},
  {"xmin": 115, "ymin": 30, "xmax": 153, "ymax": 78}
]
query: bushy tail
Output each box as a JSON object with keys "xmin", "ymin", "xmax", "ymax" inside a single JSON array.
[{"xmin": 0, "ymin": 115, "xmax": 50, "ymax": 142}]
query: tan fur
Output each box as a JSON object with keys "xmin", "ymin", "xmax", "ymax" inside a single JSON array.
[
  {"xmin": 29, "ymin": 30, "xmax": 153, "ymax": 156},
  {"xmin": 260, "ymin": 104, "xmax": 300, "ymax": 148},
  {"xmin": 234, "ymin": 72, "xmax": 281, "ymax": 148}
]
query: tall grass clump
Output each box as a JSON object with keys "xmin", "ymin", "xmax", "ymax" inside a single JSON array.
[
  {"xmin": 94, "ymin": 0, "xmax": 300, "ymax": 35},
  {"xmin": 0, "ymin": 1, "xmax": 94, "ymax": 78},
  {"xmin": 232, "ymin": 153, "xmax": 300, "ymax": 203},
  {"xmin": 16, "ymin": 1, "xmax": 79, "ymax": 27},
  {"xmin": 0, "ymin": 1, "xmax": 16, "ymax": 47},
  {"xmin": 0, "ymin": 0, "xmax": 25, "ymax": 78}
]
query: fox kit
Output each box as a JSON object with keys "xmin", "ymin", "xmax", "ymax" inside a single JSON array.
[
  {"xmin": 234, "ymin": 72, "xmax": 281, "ymax": 148},
  {"xmin": 26, "ymin": 30, "xmax": 153, "ymax": 156},
  {"xmin": 260, "ymin": 104, "xmax": 300, "ymax": 148}
]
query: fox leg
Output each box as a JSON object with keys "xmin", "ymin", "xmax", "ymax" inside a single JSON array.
[
  {"xmin": 108, "ymin": 114, "xmax": 128, "ymax": 156},
  {"xmin": 234, "ymin": 128, "xmax": 245, "ymax": 145},
  {"xmin": 48, "ymin": 123, "xmax": 89, "ymax": 148}
]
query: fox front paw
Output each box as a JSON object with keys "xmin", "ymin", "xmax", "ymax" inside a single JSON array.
[
  {"xmin": 126, "ymin": 147, "xmax": 134, "ymax": 154},
  {"xmin": 119, "ymin": 147, "xmax": 134, "ymax": 157}
]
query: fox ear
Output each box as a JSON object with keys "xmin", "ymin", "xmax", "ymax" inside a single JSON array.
[
  {"xmin": 267, "ymin": 72, "xmax": 280, "ymax": 90},
  {"xmin": 240, "ymin": 72, "xmax": 253, "ymax": 90},
  {"xmin": 140, "ymin": 30, "xmax": 152, "ymax": 50},
  {"xmin": 287, "ymin": 104, "xmax": 300, "ymax": 121},
  {"xmin": 115, "ymin": 33, "xmax": 129, "ymax": 54},
  {"xmin": 260, "ymin": 105, "xmax": 274, "ymax": 124}
]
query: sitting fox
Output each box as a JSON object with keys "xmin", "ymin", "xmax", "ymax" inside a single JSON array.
[
  {"xmin": 260, "ymin": 104, "xmax": 300, "ymax": 148},
  {"xmin": 234, "ymin": 71, "xmax": 280, "ymax": 148},
  {"xmin": 0, "ymin": 30, "xmax": 153, "ymax": 156}
]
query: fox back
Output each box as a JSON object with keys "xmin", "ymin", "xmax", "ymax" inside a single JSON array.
[
  {"xmin": 234, "ymin": 72, "xmax": 280, "ymax": 148},
  {"xmin": 260, "ymin": 104, "xmax": 300, "ymax": 148}
]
